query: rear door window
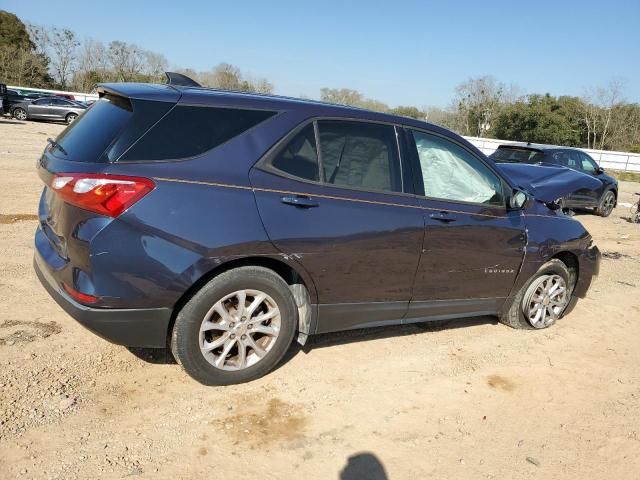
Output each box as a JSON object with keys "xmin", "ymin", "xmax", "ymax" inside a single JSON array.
[
  {"xmin": 120, "ymin": 106, "xmax": 276, "ymax": 161},
  {"xmin": 317, "ymin": 120, "xmax": 402, "ymax": 193}
]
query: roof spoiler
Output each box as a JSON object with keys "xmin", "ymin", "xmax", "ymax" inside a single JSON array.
[{"xmin": 164, "ymin": 72, "xmax": 201, "ymax": 88}]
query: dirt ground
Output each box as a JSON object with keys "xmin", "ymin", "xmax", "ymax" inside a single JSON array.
[{"xmin": 1, "ymin": 118, "xmax": 639, "ymax": 480}]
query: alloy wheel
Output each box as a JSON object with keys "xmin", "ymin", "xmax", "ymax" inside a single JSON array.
[
  {"xmin": 199, "ymin": 289, "xmax": 281, "ymax": 371},
  {"xmin": 522, "ymin": 274, "xmax": 568, "ymax": 328},
  {"xmin": 14, "ymin": 109, "xmax": 27, "ymax": 121},
  {"xmin": 601, "ymin": 191, "xmax": 615, "ymax": 216}
]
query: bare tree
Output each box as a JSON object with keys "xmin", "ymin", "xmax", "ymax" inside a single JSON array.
[
  {"xmin": 582, "ymin": 80, "xmax": 626, "ymax": 150},
  {"xmin": 143, "ymin": 51, "xmax": 168, "ymax": 81},
  {"xmin": 183, "ymin": 63, "xmax": 273, "ymax": 93},
  {"xmin": 50, "ymin": 28, "xmax": 79, "ymax": 88},
  {"xmin": 320, "ymin": 88, "xmax": 364, "ymax": 106},
  {"xmin": 454, "ymin": 76, "xmax": 505, "ymax": 137},
  {"xmin": 25, "ymin": 23, "xmax": 49, "ymax": 57},
  {"xmin": 108, "ymin": 41, "xmax": 144, "ymax": 81}
]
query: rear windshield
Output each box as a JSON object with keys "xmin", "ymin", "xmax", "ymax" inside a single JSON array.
[
  {"xmin": 490, "ymin": 147, "xmax": 544, "ymax": 164},
  {"xmin": 119, "ymin": 106, "xmax": 277, "ymax": 161},
  {"xmin": 54, "ymin": 95, "xmax": 135, "ymax": 162}
]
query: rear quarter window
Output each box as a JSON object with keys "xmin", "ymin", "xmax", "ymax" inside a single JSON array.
[{"xmin": 119, "ymin": 106, "xmax": 277, "ymax": 161}]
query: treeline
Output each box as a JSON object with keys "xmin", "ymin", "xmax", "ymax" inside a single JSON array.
[
  {"xmin": 1, "ymin": 10, "xmax": 639, "ymax": 152},
  {"xmin": 322, "ymin": 77, "xmax": 640, "ymax": 153},
  {"xmin": 0, "ymin": 11, "xmax": 273, "ymax": 94}
]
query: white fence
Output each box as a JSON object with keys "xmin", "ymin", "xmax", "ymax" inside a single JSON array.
[
  {"xmin": 463, "ymin": 136, "xmax": 640, "ymax": 172},
  {"xmin": 7, "ymin": 85, "xmax": 99, "ymax": 103}
]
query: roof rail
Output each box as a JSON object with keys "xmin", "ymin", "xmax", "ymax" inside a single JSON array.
[{"xmin": 164, "ymin": 72, "xmax": 201, "ymax": 88}]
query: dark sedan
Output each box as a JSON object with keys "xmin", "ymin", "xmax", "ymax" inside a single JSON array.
[
  {"xmin": 490, "ymin": 144, "xmax": 618, "ymax": 216},
  {"xmin": 12, "ymin": 97, "xmax": 87, "ymax": 124}
]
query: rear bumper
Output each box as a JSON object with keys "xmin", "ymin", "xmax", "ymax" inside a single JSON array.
[{"xmin": 34, "ymin": 252, "xmax": 172, "ymax": 348}]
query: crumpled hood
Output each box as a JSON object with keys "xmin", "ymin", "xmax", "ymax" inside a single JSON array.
[{"xmin": 495, "ymin": 163, "xmax": 602, "ymax": 203}]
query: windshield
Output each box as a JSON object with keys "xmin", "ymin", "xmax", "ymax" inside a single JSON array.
[{"xmin": 490, "ymin": 147, "xmax": 544, "ymax": 164}]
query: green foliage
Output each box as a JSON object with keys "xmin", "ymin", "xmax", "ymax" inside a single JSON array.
[
  {"xmin": 0, "ymin": 11, "xmax": 51, "ymax": 87},
  {"xmin": 0, "ymin": 10, "xmax": 33, "ymax": 49},
  {"xmin": 389, "ymin": 106, "xmax": 424, "ymax": 119},
  {"xmin": 492, "ymin": 94, "xmax": 583, "ymax": 146}
]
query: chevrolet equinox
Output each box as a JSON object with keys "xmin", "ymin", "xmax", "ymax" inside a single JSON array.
[{"xmin": 34, "ymin": 75, "xmax": 601, "ymax": 385}]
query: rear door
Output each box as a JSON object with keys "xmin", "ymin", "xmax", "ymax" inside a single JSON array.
[
  {"xmin": 49, "ymin": 98, "xmax": 72, "ymax": 120},
  {"xmin": 29, "ymin": 98, "xmax": 54, "ymax": 119},
  {"xmin": 251, "ymin": 119, "xmax": 424, "ymax": 333},
  {"xmin": 404, "ymin": 128, "xmax": 526, "ymax": 320}
]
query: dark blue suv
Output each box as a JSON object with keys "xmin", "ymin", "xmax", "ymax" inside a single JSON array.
[{"xmin": 34, "ymin": 78, "xmax": 601, "ymax": 385}]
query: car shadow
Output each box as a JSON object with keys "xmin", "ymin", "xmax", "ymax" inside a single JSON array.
[
  {"xmin": 124, "ymin": 316, "xmax": 498, "ymax": 370},
  {"xmin": 126, "ymin": 346, "xmax": 177, "ymax": 365},
  {"xmin": 0, "ymin": 120, "xmax": 25, "ymax": 125}
]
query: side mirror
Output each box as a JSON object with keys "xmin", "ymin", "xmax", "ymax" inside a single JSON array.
[
  {"xmin": 596, "ymin": 166, "xmax": 605, "ymax": 174},
  {"xmin": 509, "ymin": 189, "xmax": 530, "ymax": 210}
]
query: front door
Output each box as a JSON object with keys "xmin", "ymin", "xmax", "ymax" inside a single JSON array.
[
  {"xmin": 404, "ymin": 129, "xmax": 527, "ymax": 320},
  {"xmin": 251, "ymin": 120, "xmax": 424, "ymax": 333}
]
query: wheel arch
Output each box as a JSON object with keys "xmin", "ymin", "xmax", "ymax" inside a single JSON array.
[
  {"xmin": 167, "ymin": 255, "xmax": 318, "ymax": 346},
  {"xmin": 552, "ymin": 251, "xmax": 579, "ymax": 290}
]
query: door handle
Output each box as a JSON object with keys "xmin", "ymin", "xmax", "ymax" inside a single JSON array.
[
  {"xmin": 429, "ymin": 211, "xmax": 456, "ymax": 223},
  {"xmin": 280, "ymin": 195, "xmax": 319, "ymax": 208}
]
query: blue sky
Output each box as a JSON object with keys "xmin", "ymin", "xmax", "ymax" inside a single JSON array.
[{"xmin": 4, "ymin": 0, "xmax": 639, "ymax": 106}]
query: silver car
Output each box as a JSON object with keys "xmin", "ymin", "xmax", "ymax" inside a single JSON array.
[{"xmin": 11, "ymin": 97, "xmax": 87, "ymax": 124}]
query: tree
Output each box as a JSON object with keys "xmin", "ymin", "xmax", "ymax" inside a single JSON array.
[
  {"xmin": 582, "ymin": 80, "xmax": 625, "ymax": 150},
  {"xmin": 454, "ymin": 76, "xmax": 505, "ymax": 137},
  {"xmin": 185, "ymin": 63, "xmax": 274, "ymax": 94},
  {"xmin": 0, "ymin": 11, "xmax": 51, "ymax": 87},
  {"xmin": 492, "ymin": 94, "xmax": 582, "ymax": 146},
  {"xmin": 0, "ymin": 10, "xmax": 33, "ymax": 49},
  {"xmin": 320, "ymin": 88, "xmax": 364, "ymax": 106},
  {"xmin": 319, "ymin": 87, "xmax": 389, "ymax": 113},
  {"xmin": 50, "ymin": 28, "xmax": 79, "ymax": 88},
  {"xmin": 143, "ymin": 51, "xmax": 168, "ymax": 82},
  {"xmin": 389, "ymin": 105, "xmax": 425, "ymax": 120},
  {"xmin": 108, "ymin": 41, "xmax": 144, "ymax": 81}
]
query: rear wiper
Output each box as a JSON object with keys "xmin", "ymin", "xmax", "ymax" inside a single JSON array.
[{"xmin": 46, "ymin": 138, "xmax": 67, "ymax": 156}]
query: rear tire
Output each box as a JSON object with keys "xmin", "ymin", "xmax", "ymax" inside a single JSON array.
[
  {"xmin": 499, "ymin": 259, "xmax": 575, "ymax": 330},
  {"xmin": 65, "ymin": 113, "xmax": 78, "ymax": 124},
  {"xmin": 170, "ymin": 266, "xmax": 297, "ymax": 385},
  {"xmin": 13, "ymin": 108, "xmax": 27, "ymax": 121},
  {"xmin": 595, "ymin": 190, "xmax": 616, "ymax": 217}
]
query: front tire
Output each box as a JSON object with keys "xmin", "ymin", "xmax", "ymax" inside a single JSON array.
[
  {"xmin": 170, "ymin": 266, "xmax": 298, "ymax": 385},
  {"xmin": 595, "ymin": 190, "xmax": 616, "ymax": 217},
  {"xmin": 13, "ymin": 108, "xmax": 27, "ymax": 121},
  {"xmin": 65, "ymin": 113, "xmax": 78, "ymax": 124},
  {"xmin": 499, "ymin": 259, "xmax": 575, "ymax": 330}
]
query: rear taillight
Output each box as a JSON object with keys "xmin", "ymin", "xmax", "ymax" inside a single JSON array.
[
  {"xmin": 62, "ymin": 283, "xmax": 98, "ymax": 304},
  {"xmin": 49, "ymin": 173, "xmax": 155, "ymax": 217}
]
